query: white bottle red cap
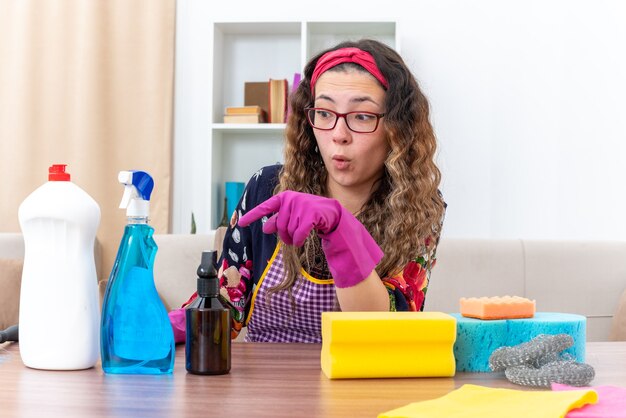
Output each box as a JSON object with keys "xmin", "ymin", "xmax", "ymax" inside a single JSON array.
[{"xmin": 48, "ymin": 164, "xmax": 71, "ymax": 181}]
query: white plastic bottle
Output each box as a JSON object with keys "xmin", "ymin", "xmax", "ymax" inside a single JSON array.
[{"xmin": 18, "ymin": 164, "xmax": 101, "ymax": 370}]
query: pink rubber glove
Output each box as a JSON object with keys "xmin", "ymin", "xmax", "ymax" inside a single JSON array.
[
  {"xmin": 238, "ymin": 191, "xmax": 383, "ymax": 288},
  {"xmin": 168, "ymin": 308, "xmax": 186, "ymax": 343}
]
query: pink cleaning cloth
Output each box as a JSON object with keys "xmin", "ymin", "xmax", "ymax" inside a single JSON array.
[
  {"xmin": 168, "ymin": 308, "xmax": 186, "ymax": 343},
  {"xmin": 552, "ymin": 383, "xmax": 626, "ymax": 417}
]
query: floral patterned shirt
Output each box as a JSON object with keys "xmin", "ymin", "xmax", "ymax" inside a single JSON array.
[{"xmin": 182, "ymin": 164, "xmax": 442, "ymax": 339}]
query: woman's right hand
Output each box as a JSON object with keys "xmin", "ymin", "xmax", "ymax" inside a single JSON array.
[
  {"xmin": 238, "ymin": 191, "xmax": 342, "ymax": 246},
  {"xmin": 238, "ymin": 191, "xmax": 383, "ymax": 288}
]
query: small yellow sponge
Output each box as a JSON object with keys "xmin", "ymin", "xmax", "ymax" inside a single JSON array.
[
  {"xmin": 321, "ymin": 311, "xmax": 457, "ymax": 379},
  {"xmin": 460, "ymin": 295, "xmax": 536, "ymax": 320}
]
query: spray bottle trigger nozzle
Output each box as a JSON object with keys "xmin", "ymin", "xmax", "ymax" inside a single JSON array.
[
  {"xmin": 119, "ymin": 186, "xmax": 135, "ymax": 209},
  {"xmin": 118, "ymin": 171, "xmax": 136, "ymax": 209},
  {"xmin": 118, "ymin": 171, "xmax": 133, "ymax": 185}
]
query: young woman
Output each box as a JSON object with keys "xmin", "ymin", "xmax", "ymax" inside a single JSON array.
[{"xmin": 170, "ymin": 39, "xmax": 446, "ymax": 343}]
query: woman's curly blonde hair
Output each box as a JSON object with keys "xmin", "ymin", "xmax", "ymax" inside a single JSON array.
[{"xmin": 270, "ymin": 39, "xmax": 445, "ymax": 298}]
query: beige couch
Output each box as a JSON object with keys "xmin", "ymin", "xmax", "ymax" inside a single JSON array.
[
  {"xmin": 427, "ymin": 239, "xmax": 626, "ymax": 341},
  {"xmin": 2, "ymin": 232, "xmax": 626, "ymax": 342},
  {"xmin": 152, "ymin": 234, "xmax": 626, "ymax": 342}
]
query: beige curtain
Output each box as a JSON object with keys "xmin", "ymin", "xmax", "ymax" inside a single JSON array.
[{"xmin": 0, "ymin": 0, "xmax": 176, "ymax": 281}]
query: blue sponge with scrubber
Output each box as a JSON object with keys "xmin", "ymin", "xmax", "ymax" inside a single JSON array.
[{"xmin": 452, "ymin": 312, "xmax": 586, "ymax": 372}]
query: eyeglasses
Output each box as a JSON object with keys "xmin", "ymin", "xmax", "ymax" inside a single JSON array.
[{"xmin": 305, "ymin": 107, "xmax": 385, "ymax": 133}]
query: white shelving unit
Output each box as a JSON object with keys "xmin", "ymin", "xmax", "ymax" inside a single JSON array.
[{"xmin": 173, "ymin": 20, "xmax": 397, "ymax": 232}]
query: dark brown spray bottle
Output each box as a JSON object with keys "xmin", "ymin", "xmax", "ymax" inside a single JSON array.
[{"xmin": 185, "ymin": 251, "xmax": 231, "ymax": 375}]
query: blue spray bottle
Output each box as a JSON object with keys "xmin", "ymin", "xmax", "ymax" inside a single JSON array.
[{"xmin": 100, "ymin": 170, "xmax": 175, "ymax": 374}]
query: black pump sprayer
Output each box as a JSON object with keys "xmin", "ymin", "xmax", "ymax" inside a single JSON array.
[
  {"xmin": 185, "ymin": 251, "xmax": 231, "ymax": 375},
  {"xmin": 196, "ymin": 251, "xmax": 220, "ymax": 298}
]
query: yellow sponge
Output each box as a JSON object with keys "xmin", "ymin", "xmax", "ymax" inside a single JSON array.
[{"xmin": 321, "ymin": 311, "xmax": 457, "ymax": 379}]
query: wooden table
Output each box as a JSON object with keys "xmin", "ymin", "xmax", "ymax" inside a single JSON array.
[{"xmin": 1, "ymin": 342, "xmax": 625, "ymax": 417}]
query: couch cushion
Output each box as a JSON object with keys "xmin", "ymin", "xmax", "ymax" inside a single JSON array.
[
  {"xmin": 0, "ymin": 258, "xmax": 23, "ymax": 329},
  {"xmin": 427, "ymin": 239, "xmax": 525, "ymax": 313},
  {"xmin": 524, "ymin": 240, "xmax": 626, "ymax": 341}
]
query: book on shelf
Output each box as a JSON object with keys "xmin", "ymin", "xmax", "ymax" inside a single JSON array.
[
  {"xmin": 225, "ymin": 105, "xmax": 263, "ymax": 115},
  {"xmin": 269, "ymin": 78, "xmax": 288, "ymax": 123},
  {"xmin": 223, "ymin": 114, "xmax": 264, "ymax": 124},
  {"xmin": 223, "ymin": 104, "xmax": 266, "ymax": 123},
  {"xmin": 244, "ymin": 82, "xmax": 270, "ymax": 122}
]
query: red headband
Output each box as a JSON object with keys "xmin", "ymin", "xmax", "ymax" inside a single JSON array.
[{"xmin": 310, "ymin": 47, "xmax": 389, "ymax": 93}]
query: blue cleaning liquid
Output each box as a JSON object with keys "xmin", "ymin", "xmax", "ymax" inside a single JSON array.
[{"xmin": 101, "ymin": 223, "xmax": 175, "ymax": 374}]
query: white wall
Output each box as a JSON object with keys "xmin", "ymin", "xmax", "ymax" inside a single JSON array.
[{"xmin": 174, "ymin": 0, "xmax": 626, "ymax": 240}]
